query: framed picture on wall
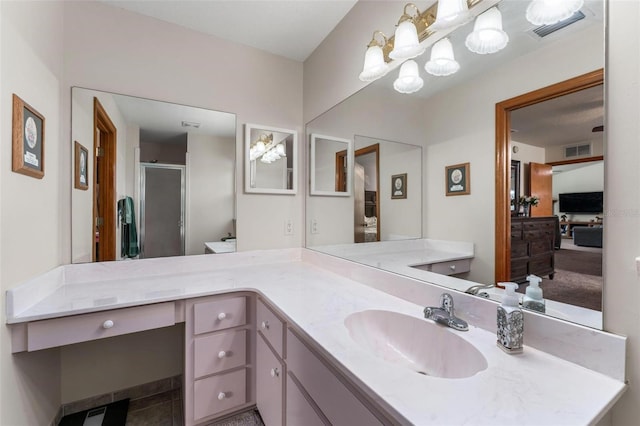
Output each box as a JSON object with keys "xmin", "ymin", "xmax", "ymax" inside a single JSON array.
[
  {"xmin": 391, "ymin": 173, "xmax": 407, "ymax": 199},
  {"xmin": 12, "ymin": 94, "xmax": 45, "ymax": 179},
  {"xmin": 74, "ymin": 141, "xmax": 89, "ymax": 190},
  {"xmin": 445, "ymin": 162, "xmax": 470, "ymax": 196}
]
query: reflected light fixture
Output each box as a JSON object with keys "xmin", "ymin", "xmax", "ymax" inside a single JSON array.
[
  {"xmin": 393, "ymin": 60, "xmax": 424, "ymax": 94},
  {"xmin": 359, "ymin": 31, "xmax": 390, "ymax": 82},
  {"xmin": 425, "ymin": 38, "xmax": 460, "ymax": 76},
  {"xmin": 430, "ymin": 0, "xmax": 472, "ymax": 31},
  {"xmin": 465, "ymin": 6, "xmax": 509, "ymax": 54},
  {"xmin": 249, "ymin": 133, "xmax": 286, "ymax": 163},
  {"xmin": 526, "ymin": 0, "xmax": 584, "ymax": 26},
  {"xmin": 389, "ymin": 3, "xmax": 425, "ymax": 61}
]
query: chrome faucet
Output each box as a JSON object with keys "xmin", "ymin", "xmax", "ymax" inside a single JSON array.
[
  {"xmin": 423, "ymin": 293, "xmax": 469, "ymax": 331},
  {"xmin": 464, "ymin": 283, "xmax": 495, "ymax": 297}
]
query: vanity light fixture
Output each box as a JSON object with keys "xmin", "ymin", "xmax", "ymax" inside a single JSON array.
[
  {"xmin": 526, "ymin": 0, "xmax": 584, "ymax": 26},
  {"xmin": 425, "ymin": 38, "xmax": 460, "ymax": 76},
  {"xmin": 388, "ymin": 3, "xmax": 426, "ymax": 61},
  {"xmin": 465, "ymin": 6, "xmax": 509, "ymax": 54},
  {"xmin": 430, "ymin": 0, "xmax": 473, "ymax": 31},
  {"xmin": 359, "ymin": 31, "xmax": 391, "ymax": 82},
  {"xmin": 393, "ymin": 60, "xmax": 424, "ymax": 94}
]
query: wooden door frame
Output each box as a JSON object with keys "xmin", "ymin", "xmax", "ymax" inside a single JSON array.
[
  {"xmin": 336, "ymin": 143, "xmax": 381, "ymax": 241},
  {"xmin": 495, "ymin": 69, "xmax": 603, "ymax": 283},
  {"xmin": 93, "ymin": 97, "xmax": 117, "ymax": 261}
]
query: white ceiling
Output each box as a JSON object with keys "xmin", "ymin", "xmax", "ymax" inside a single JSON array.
[{"xmin": 100, "ymin": 0, "xmax": 358, "ymax": 61}]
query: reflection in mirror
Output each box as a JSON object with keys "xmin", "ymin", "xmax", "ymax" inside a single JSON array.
[
  {"xmin": 305, "ymin": 0, "xmax": 604, "ymax": 329},
  {"xmin": 71, "ymin": 87, "xmax": 236, "ymax": 263},
  {"xmin": 310, "ymin": 134, "xmax": 353, "ymax": 196},
  {"xmin": 244, "ymin": 124, "xmax": 297, "ymax": 194}
]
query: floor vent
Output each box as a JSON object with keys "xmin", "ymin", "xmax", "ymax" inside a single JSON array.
[{"xmin": 533, "ymin": 11, "xmax": 585, "ymax": 38}]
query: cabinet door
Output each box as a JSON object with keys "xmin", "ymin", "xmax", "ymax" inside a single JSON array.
[
  {"xmin": 256, "ymin": 333, "xmax": 283, "ymax": 426},
  {"xmin": 286, "ymin": 374, "xmax": 328, "ymax": 426}
]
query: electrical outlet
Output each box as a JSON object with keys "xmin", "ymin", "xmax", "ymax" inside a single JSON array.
[
  {"xmin": 311, "ymin": 219, "xmax": 319, "ymax": 234},
  {"xmin": 285, "ymin": 219, "xmax": 293, "ymax": 235}
]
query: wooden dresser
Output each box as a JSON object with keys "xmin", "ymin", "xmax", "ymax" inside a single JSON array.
[{"xmin": 510, "ymin": 216, "xmax": 557, "ymax": 283}]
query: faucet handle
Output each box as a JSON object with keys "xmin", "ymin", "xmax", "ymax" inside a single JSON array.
[{"xmin": 440, "ymin": 293, "xmax": 455, "ymax": 315}]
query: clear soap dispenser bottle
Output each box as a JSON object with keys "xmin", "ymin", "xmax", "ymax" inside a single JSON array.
[
  {"xmin": 523, "ymin": 274, "xmax": 545, "ymax": 313},
  {"xmin": 497, "ymin": 282, "xmax": 524, "ymax": 354}
]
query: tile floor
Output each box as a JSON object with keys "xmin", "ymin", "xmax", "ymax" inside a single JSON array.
[{"xmin": 59, "ymin": 375, "xmax": 264, "ymax": 426}]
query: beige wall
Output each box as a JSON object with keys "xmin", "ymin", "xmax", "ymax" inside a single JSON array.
[
  {"xmin": 0, "ymin": 2, "xmax": 64, "ymax": 425},
  {"xmin": 186, "ymin": 134, "xmax": 235, "ymax": 255}
]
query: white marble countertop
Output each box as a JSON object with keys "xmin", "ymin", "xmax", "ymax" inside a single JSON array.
[
  {"xmin": 204, "ymin": 240, "xmax": 237, "ymax": 254},
  {"xmin": 5, "ymin": 249, "xmax": 626, "ymax": 425}
]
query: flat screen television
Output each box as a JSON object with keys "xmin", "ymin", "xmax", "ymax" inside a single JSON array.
[{"xmin": 558, "ymin": 191, "xmax": 603, "ymax": 213}]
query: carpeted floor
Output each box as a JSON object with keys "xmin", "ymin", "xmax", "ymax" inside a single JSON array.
[{"xmin": 519, "ymin": 248, "xmax": 603, "ymax": 311}]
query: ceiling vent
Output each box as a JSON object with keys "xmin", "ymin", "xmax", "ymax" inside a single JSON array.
[
  {"xmin": 564, "ymin": 143, "xmax": 592, "ymax": 159},
  {"xmin": 533, "ymin": 11, "xmax": 585, "ymax": 38}
]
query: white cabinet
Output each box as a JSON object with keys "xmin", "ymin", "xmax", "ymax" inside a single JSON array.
[
  {"xmin": 254, "ymin": 297, "xmax": 391, "ymax": 426},
  {"xmin": 185, "ymin": 295, "xmax": 251, "ymax": 426}
]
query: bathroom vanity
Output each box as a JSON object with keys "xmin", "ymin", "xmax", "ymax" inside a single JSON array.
[{"xmin": 6, "ymin": 248, "xmax": 626, "ymax": 425}]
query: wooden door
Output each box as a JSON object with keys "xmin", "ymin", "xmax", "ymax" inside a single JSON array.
[
  {"xmin": 354, "ymin": 163, "xmax": 365, "ymax": 243},
  {"xmin": 529, "ymin": 162, "xmax": 552, "ymax": 216}
]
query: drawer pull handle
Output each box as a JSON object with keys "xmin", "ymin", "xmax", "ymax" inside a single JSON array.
[
  {"xmin": 270, "ymin": 367, "xmax": 280, "ymax": 378},
  {"xmin": 218, "ymin": 392, "xmax": 226, "ymax": 400},
  {"xmin": 450, "ymin": 265, "xmax": 456, "ymax": 271},
  {"xmin": 218, "ymin": 351, "xmax": 227, "ymax": 359},
  {"xmin": 261, "ymin": 320, "xmax": 270, "ymax": 330},
  {"xmin": 217, "ymin": 313, "xmax": 227, "ymax": 321},
  {"xmin": 102, "ymin": 320, "xmax": 114, "ymax": 329}
]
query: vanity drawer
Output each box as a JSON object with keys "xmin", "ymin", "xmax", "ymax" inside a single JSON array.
[
  {"xmin": 193, "ymin": 368, "xmax": 247, "ymax": 421},
  {"xmin": 286, "ymin": 374, "xmax": 327, "ymax": 426},
  {"xmin": 257, "ymin": 299, "xmax": 285, "ymax": 357},
  {"xmin": 428, "ymin": 258, "xmax": 471, "ymax": 276},
  {"xmin": 193, "ymin": 296, "xmax": 246, "ymax": 335},
  {"xmin": 27, "ymin": 302, "xmax": 175, "ymax": 351},
  {"xmin": 286, "ymin": 329, "xmax": 383, "ymax": 426},
  {"xmin": 194, "ymin": 330, "xmax": 247, "ymax": 379}
]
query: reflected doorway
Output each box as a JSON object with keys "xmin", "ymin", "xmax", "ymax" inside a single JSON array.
[
  {"xmin": 139, "ymin": 164, "xmax": 186, "ymax": 258},
  {"xmin": 353, "ymin": 144, "xmax": 380, "ymax": 243}
]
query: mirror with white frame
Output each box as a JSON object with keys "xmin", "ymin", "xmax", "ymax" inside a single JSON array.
[
  {"xmin": 305, "ymin": 0, "xmax": 604, "ymax": 329},
  {"xmin": 310, "ymin": 134, "xmax": 353, "ymax": 196},
  {"xmin": 71, "ymin": 87, "xmax": 236, "ymax": 263},
  {"xmin": 245, "ymin": 123, "xmax": 297, "ymax": 194}
]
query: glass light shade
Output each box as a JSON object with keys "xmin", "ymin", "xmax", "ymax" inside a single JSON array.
[
  {"xmin": 389, "ymin": 20, "xmax": 425, "ymax": 61},
  {"xmin": 430, "ymin": 0, "xmax": 472, "ymax": 31},
  {"xmin": 425, "ymin": 38, "xmax": 460, "ymax": 76},
  {"xmin": 276, "ymin": 143, "xmax": 286, "ymax": 156},
  {"xmin": 359, "ymin": 45, "xmax": 389, "ymax": 82},
  {"xmin": 465, "ymin": 7, "xmax": 509, "ymax": 55},
  {"xmin": 393, "ymin": 60, "xmax": 424, "ymax": 94},
  {"xmin": 255, "ymin": 141, "xmax": 265, "ymax": 153},
  {"xmin": 526, "ymin": 0, "xmax": 584, "ymax": 26}
]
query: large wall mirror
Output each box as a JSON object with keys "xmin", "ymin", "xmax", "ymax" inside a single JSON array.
[
  {"xmin": 305, "ymin": 0, "xmax": 604, "ymax": 329},
  {"xmin": 71, "ymin": 87, "xmax": 236, "ymax": 263}
]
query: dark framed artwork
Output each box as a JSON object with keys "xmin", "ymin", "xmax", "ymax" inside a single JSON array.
[
  {"xmin": 12, "ymin": 94, "xmax": 45, "ymax": 179},
  {"xmin": 445, "ymin": 162, "xmax": 470, "ymax": 196},
  {"xmin": 74, "ymin": 141, "xmax": 89, "ymax": 190},
  {"xmin": 391, "ymin": 173, "xmax": 407, "ymax": 199}
]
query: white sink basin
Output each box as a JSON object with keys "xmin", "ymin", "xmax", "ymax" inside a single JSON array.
[{"xmin": 344, "ymin": 310, "xmax": 488, "ymax": 379}]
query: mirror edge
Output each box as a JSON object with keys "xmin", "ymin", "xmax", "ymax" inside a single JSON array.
[{"xmin": 309, "ymin": 133, "xmax": 353, "ymax": 197}]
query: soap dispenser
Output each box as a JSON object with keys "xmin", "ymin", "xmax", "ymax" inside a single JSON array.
[
  {"xmin": 523, "ymin": 274, "xmax": 545, "ymax": 313},
  {"xmin": 497, "ymin": 282, "xmax": 524, "ymax": 354}
]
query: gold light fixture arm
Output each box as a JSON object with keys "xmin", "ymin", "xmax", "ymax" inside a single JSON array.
[
  {"xmin": 367, "ymin": 30, "xmax": 388, "ymax": 48},
  {"xmin": 382, "ymin": 0, "xmax": 483, "ymax": 62}
]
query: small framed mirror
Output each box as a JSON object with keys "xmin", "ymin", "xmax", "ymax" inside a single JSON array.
[
  {"xmin": 245, "ymin": 123, "xmax": 297, "ymax": 194},
  {"xmin": 310, "ymin": 134, "xmax": 353, "ymax": 196}
]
